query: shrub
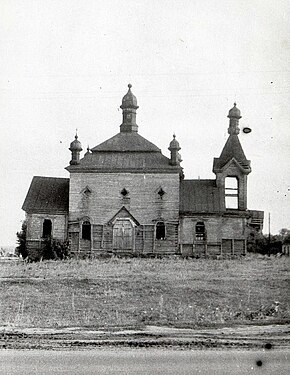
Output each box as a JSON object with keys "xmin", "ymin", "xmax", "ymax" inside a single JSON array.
[
  {"xmin": 42, "ymin": 238, "xmax": 71, "ymax": 260},
  {"xmin": 15, "ymin": 220, "xmax": 28, "ymax": 259}
]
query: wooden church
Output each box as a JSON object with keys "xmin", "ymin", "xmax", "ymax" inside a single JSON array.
[{"xmin": 22, "ymin": 84, "xmax": 264, "ymax": 259}]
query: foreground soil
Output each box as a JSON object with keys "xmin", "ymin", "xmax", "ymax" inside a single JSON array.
[
  {"xmin": 0, "ymin": 256, "xmax": 289, "ymax": 349},
  {"xmin": 1, "ymin": 322, "xmax": 290, "ymax": 350}
]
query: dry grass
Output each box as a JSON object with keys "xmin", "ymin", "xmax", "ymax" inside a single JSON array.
[{"xmin": 0, "ymin": 256, "xmax": 289, "ymax": 329}]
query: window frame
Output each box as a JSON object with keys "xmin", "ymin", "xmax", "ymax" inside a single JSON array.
[
  {"xmin": 42, "ymin": 219, "xmax": 52, "ymax": 238},
  {"xmin": 195, "ymin": 221, "xmax": 206, "ymax": 241},
  {"xmin": 156, "ymin": 221, "xmax": 166, "ymax": 240},
  {"xmin": 82, "ymin": 220, "xmax": 91, "ymax": 241},
  {"xmin": 225, "ymin": 176, "xmax": 239, "ymax": 209}
]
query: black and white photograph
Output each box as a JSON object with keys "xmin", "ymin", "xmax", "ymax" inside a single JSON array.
[{"xmin": 0, "ymin": 0, "xmax": 289, "ymax": 373}]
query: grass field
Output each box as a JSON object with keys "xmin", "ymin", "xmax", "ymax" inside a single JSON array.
[{"xmin": 0, "ymin": 256, "xmax": 289, "ymax": 329}]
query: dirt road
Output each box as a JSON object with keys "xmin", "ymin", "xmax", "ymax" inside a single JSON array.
[
  {"xmin": 1, "ymin": 323, "xmax": 289, "ymax": 350},
  {"xmin": 1, "ymin": 348, "xmax": 289, "ymax": 374}
]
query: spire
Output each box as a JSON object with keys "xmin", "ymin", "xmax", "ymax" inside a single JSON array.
[
  {"xmin": 213, "ymin": 104, "xmax": 251, "ymax": 211},
  {"xmin": 120, "ymin": 84, "xmax": 139, "ymax": 133},
  {"xmin": 227, "ymin": 103, "xmax": 241, "ymax": 135},
  {"xmin": 213, "ymin": 104, "xmax": 251, "ymax": 174}
]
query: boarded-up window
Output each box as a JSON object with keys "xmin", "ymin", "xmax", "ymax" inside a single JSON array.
[
  {"xmin": 196, "ymin": 222, "xmax": 205, "ymax": 241},
  {"xmin": 82, "ymin": 221, "xmax": 91, "ymax": 240},
  {"xmin": 92, "ymin": 225, "xmax": 103, "ymax": 249},
  {"xmin": 140, "ymin": 225, "xmax": 154, "ymax": 254},
  {"xmin": 156, "ymin": 222, "xmax": 166, "ymax": 240},
  {"xmin": 42, "ymin": 219, "xmax": 52, "ymax": 238},
  {"xmin": 225, "ymin": 177, "xmax": 238, "ymax": 209},
  {"xmin": 222, "ymin": 239, "xmax": 245, "ymax": 255},
  {"xmin": 234, "ymin": 239, "xmax": 245, "ymax": 255},
  {"xmin": 222, "ymin": 239, "xmax": 232, "ymax": 254},
  {"xmin": 69, "ymin": 232, "xmax": 79, "ymax": 253}
]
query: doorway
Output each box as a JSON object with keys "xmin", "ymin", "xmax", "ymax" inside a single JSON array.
[{"xmin": 113, "ymin": 219, "xmax": 134, "ymax": 251}]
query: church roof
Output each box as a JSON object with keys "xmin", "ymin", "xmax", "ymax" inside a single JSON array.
[
  {"xmin": 67, "ymin": 85, "xmax": 182, "ymax": 174},
  {"xmin": 179, "ymin": 179, "xmax": 222, "ymax": 214},
  {"xmin": 22, "ymin": 176, "xmax": 69, "ymax": 214},
  {"xmin": 68, "ymin": 150, "xmax": 180, "ymax": 173},
  {"xmin": 213, "ymin": 134, "xmax": 251, "ymax": 171},
  {"xmin": 68, "ymin": 131, "xmax": 181, "ymax": 173},
  {"xmin": 91, "ymin": 132, "xmax": 161, "ymax": 152}
]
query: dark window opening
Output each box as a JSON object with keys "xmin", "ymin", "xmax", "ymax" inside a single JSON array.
[
  {"xmin": 196, "ymin": 222, "xmax": 205, "ymax": 241},
  {"xmin": 42, "ymin": 219, "xmax": 52, "ymax": 238},
  {"xmin": 158, "ymin": 188, "xmax": 165, "ymax": 199},
  {"xmin": 82, "ymin": 221, "xmax": 91, "ymax": 240},
  {"xmin": 121, "ymin": 188, "xmax": 129, "ymax": 197},
  {"xmin": 156, "ymin": 222, "xmax": 166, "ymax": 240},
  {"xmin": 225, "ymin": 177, "xmax": 239, "ymax": 209}
]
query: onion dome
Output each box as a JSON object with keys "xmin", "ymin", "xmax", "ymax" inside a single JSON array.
[
  {"xmin": 168, "ymin": 134, "xmax": 181, "ymax": 151},
  {"xmin": 168, "ymin": 134, "xmax": 181, "ymax": 166},
  {"xmin": 228, "ymin": 103, "xmax": 242, "ymax": 119},
  {"xmin": 69, "ymin": 134, "xmax": 82, "ymax": 152},
  {"xmin": 120, "ymin": 84, "xmax": 139, "ymax": 109}
]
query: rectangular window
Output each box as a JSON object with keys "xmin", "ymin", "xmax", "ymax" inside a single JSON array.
[
  {"xmin": 156, "ymin": 222, "xmax": 166, "ymax": 240},
  {"xmin": 42, "ymin": 219, "xmax": 52, "ymax": 238},
  {"xmin": 225, "ymin": 177, "xmax": 238, "ymax": 209},
  {"xmin": 82, "ymin": 221, "xmax": 91, "ymax": 240},
  {"xmin": 195, "ymin": 222, "xmax": 205, "ymax": 241}
]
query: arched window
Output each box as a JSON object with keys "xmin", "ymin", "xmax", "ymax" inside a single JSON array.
[
  {"xmin": 225, "ymin": 177, "xmax": 239, "ymax": 209},
  {"xmin": 82, "ymin": 221, "xmax": 91, "ymax": 240},
  {"xmin": 156, "ymin": 222, "xmax": 166, "ymax": 240},
  {"xmin": 196, "ymin": 222, "xmax": 205, "ymax": 241},
  {"xmin": 42, "ymin": 219, "xmax": 52, "ymax": 238}
]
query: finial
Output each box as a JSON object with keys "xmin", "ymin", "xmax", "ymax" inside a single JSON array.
[
  {"xmin": 75, "ymin": 128, "xmax": 78, "ymax": 139},
  {"xmin": 128, "ymin": 83, "xmax": 132, "ymax": 89},
  {"xmin": 234, "ymin": 102, "xmax": 237, "ymax": 107},
  {"xmin": 87, "ymin": 145, "xmax": 90, "ymax": 152},
  {"xmin": 173, "ymin": 133, "xmax": 176, "ymax": 139}
]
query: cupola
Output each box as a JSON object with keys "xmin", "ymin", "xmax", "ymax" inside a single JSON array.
[
  {"xmin": 227, "ymin": 103, "xmax": 241, "ymax": 135},
  {"xmin": 168, "ymin": 134, "xmax": 182, "ymax": 166},
  {"xmin": 120, "ymin": 84, "xmax": 139, "ymax": 133},
  {"xmin": 228, "ymin": 102, "xmax": 241, "ymax": 119},
  {"xmin": 69, "ymin": 133, "xmax": 82, "ymax": 165}
]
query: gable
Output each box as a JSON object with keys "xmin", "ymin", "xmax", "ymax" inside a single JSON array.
[
  {"xmin": 108, "ymin": 206, "xmax": 140, "ymax": 226},
  {"xmin": 213, "ymin": 134, "xmax": 251, "ymax": 172}
]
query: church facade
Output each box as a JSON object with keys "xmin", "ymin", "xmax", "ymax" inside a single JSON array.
[{"xmin": 22, "ymin": 85, "xmax": 263, "ymax": 259}]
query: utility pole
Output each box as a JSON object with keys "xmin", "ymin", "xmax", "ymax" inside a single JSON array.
[{"xmin": 268, "ymin": 212, "xmax": 271, "ymax": 257}]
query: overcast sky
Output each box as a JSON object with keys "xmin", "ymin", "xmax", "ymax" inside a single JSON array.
[{"xmin": 0, "ymin": 0, "xmax": 289, "ymax": 246}]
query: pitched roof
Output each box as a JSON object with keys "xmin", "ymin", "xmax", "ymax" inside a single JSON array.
[
  {"xmin": 180, "ymin": 179, "xmax": 222, "ymax": 214},
  {"xmin": 213, "ymin": 135, "xmax": 250, "ymax": 171},
  {"xmin": 91, "ymin": 132, "xmax": 161, "ymax": 152},
  {"xmin": 67, "ymin": 151, "xmax": 180, "ymax": 173},
  {"xmin": 108, "ymin": 206, "xmax": 140, "ymax": 226},
  {"xmin": 22, "ymin": 176, "xmax": 69, "ymax": 214},
  {"xmin": 68, "ymin": 132, "xmax": 182, "ymax": 173}
]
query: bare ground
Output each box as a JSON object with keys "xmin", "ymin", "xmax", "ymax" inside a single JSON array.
[
  {"xmin": 1, "ymin": 322, "xmax": 290, "ymax": 350},
  {"xmin": 0, "ymin": 256, "xmax": 289, "ymax": 350}
]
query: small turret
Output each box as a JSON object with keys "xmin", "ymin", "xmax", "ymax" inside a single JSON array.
[
  {"xmin": 227, "ymin": 103, "xmax": 241, "ymax": 135},
  {"xmin": 84, "ymin": 145, "xmax": 91, "ymax": 156},
  {"xmin": 213, "ymin": 103, "xmax": 251, "ymax": 211},
  {"xmin": 168, "ymin": 134, "xmax": 182, "ymax": 166},
  {"xmin": 120, "ymin": 84, "xmax": 139, "ymax": 133},
  {"xmin": 69, "ymin": 133, "xmax": 82, "ymax": 165}
]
